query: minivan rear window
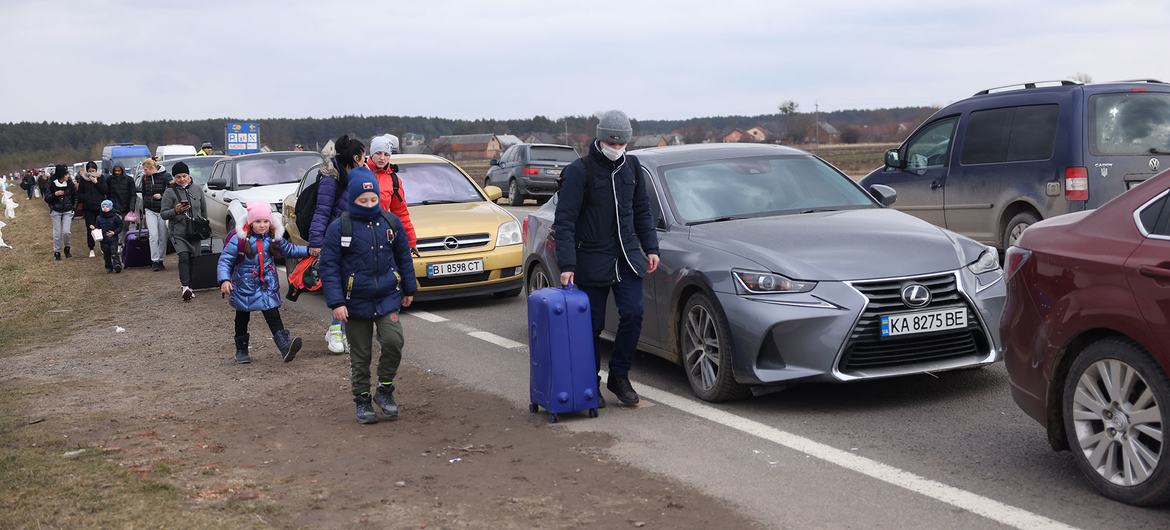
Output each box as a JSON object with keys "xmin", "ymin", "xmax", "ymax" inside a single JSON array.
[
  {"xmin": 960, "ymin": 105, "xmax": 1059, "ymax": 164},
  {"xmin": 1090, "ymin": 93, "xmax": 1170, "ymax": 156}
]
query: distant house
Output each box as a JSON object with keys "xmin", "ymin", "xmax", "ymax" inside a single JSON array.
[
  {"xmin": 402, "ymin": 132, "xmax": 425, "ymax": 147},
  {"xmin": 432, "ymin": 134, "xmax": 502, "ymax": 160},
  {"xmin": 722, "ymin": 128, "xmax": 749, "ymax": 143},
  {"xmin": 496, "ymin": 134, "xmax": 524, "ymax": 150},
  {"xmin": 745, "ymin": 126, "xmax": 770, "ymax": 143},
  {"xmin": 630, "ymin": 135, "xmax": 667, "ymax": 150},
  {"xmin": 805, "ymin": 122, "xmax": 840, "ymax": 143},
  {"xmin": 523, "ymin": 132, "xmax": 560, "ymax": 145}
]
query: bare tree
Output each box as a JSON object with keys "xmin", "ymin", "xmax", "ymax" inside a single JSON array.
[{"xmin": 778, "ymin": 100, "xmax": 799, "ymax": 115}]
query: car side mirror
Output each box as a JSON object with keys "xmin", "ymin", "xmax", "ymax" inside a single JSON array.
[
  {"xmin": 884, "ymin": 148, "xmax": 906, "ymax": 170},
  {"xmin": 206, "ymin": 178, "xmax": 227, "ymax": 190},
  {"xmin": 869, "ymin": 184, "xmax": 898, "ymax": 207},
  {"xmin": 489, "ymin": 159, "xmax": 499, "ymax": 166},
  {"xmin": 484, "ymin": 185, "xmax": 503, "ymax": 202}
]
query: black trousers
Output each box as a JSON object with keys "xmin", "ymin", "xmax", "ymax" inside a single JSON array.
[
  {"xmin": 177, "ymin": 251, "xmax": 195, "ymax": 287},
  {"xmin": 83, "ymin": 211, "xmax": 99, "ymax": 250},
  {"xmin": 235, "ymin": 309, "xmax": 284, "ymax": 337},
  {"xmin": 100, "ymin": 238, "xmax": 120, "ymax": 270}
]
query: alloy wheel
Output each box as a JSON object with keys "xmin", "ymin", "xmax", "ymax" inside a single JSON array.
[
  {"xmin": 528, "ymin": 265, "xmax": 550, "ymax": 293},
  {"xmin": 683, "ymin": 305, "xmax": 721, "ymax": 392},
  {"xmin": 1072, "ymin": 358, "xmax": 1163, "ymax": 487},
  {"xmin": 1008, "ymin": 222, "xmax": 1030, "ymax": 247}
]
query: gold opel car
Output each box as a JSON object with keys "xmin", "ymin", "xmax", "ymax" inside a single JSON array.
[{"xmin": 283, "ymin": 154, "xmax": 524, "ymax": 301}]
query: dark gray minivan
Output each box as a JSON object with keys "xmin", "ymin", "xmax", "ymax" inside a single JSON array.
[{"xmin": 860, "ymin": 79, "xmax": 1170, "ymax": 249}]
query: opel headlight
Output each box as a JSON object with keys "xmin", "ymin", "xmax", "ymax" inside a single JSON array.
[
  {"xmin": 496, "ymin": 220, "xmax": 522, "ymax": 246},
  {"xmin": 967, "ymin": 248, "xmax": 1000, "ymax": 274},
  {"xmin": 733, "ymin": 269, "xmax": 816, "ymax": 294}
]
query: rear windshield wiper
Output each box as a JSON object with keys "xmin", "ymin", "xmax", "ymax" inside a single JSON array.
[{"xmin": 688, "ymin": 215, "xmax": 747, "ymax": 226}]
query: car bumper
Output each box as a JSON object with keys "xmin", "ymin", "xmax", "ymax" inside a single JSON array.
[
  {"xmin": 412, "ymin": 243, "xmax": 524, "ymax": 301},
  {"xmin": 716, "ymin": 269, "xmax": 1006, "ymax": 386}
]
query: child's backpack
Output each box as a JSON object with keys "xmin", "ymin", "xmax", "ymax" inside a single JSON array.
[{"xmin": 285, "ymin": 256, "xmax": 321, "ymax": 301}]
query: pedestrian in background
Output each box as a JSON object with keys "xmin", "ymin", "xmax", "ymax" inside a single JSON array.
[
  {"xmin": 139, "ymin": 158, "xmax": 172, "ymax": 271},
  {"xmin": 319, "ymin": 168, "xmax": 417, "ymax": 424},
  {"xmin": 77, "ymin": 161, "xmax": 107, "ymax": 258},
  {"xmin": 44, "ymin": 164, "xmax": 76, "ymax": 260},
  {"xmin": 309, "ymin": 134, "xmax": 364, "ymax": 354},
  {"xmin": 94, "ymin": 199, "xmax": 123, "ymax": 273},
  {"xmin": 105, "ymin": 163, "xmax": 137, "ymax": 248},
  {"xmin": 218, "ymin": 203, "xmax": 309, "ymax": 364},
  {"xmin": 552, "ymin": 110, "xmax": 660, "ymax": 408},
  {"xmin": 21, "ymin": 170, "xmax": 36, "ymax": 200},
  {"xmin": 160, "ymin": 161, "xmax": 206, "ymax": 301},
  {"xmin": 368, "ymin": 134, "xmax": 417, "ymax": 251}
]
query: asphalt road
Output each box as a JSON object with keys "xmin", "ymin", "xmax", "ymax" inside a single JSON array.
[{"xmin": 281, "ymin": 204, "xmax": 1169, "ymax": 529}]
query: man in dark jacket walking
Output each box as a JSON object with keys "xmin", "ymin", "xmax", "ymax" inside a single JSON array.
[
  {"xmin": 77, "ymin": 161, "xmax": 107, "ymax": 258},
  {"xmin": 553, "ymin": 110, "xmax": 660, "ymax": 407},
  {"xmin": 105, "ymin": 163, "xmax": 137, "ymax": 248}
]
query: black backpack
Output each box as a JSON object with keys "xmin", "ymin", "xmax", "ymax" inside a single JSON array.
[{"xmin": 294, "ymin": 163, "xmax": 401, "ymax": 243}]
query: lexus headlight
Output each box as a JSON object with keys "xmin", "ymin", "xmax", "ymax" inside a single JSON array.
[
  {"xmin": 733, "ymin": 269, "xmax": 816, "ymax": 294},
  {"xmin": 496, "ymin": 220, "xmax": 522, "ymax": 246},
  {"xmin": 967, "ymin": 248, "xmax": 1000, "ymax": 274}
]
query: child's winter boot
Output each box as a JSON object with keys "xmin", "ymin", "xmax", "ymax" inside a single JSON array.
[
  {"xmin": 234, "ymin": 334, "xmax": 251, "ymax": 364},
  {"xmin": 375, "ymin": 382, "xmax": 399, "ymax": 420},
  {"xmin": 273, "ymin": 329, "xmax": 302, "ymax": 362},
  {"xmin": 355, "ymin": 394, "xmax": 378, "ymax": 424}
]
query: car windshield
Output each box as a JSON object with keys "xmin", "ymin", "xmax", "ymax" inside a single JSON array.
[
  {"xmin": 167, "ymin": 158, "xmax": 219, "ymax": 186},
  {"xmin": 660, "ymin": 155, "xmax": 875, "ymax": 224},
  {"xmin": 111, "ymin": 156, "xmax": 143, "ymax": 173},
  {"xmin": 1090, "ymin": 93, "xmax": 1170, "ymax": 155},
  {"xmin": 398, "ymin": 163, "xmax": 483, "ymax": 205},
  {"xmin": 236, "ymin": 155, "xmax": 320, "ymax": 187},
  {"xmin": 529, "ymin": 146, "xmax": 578, "ymax": 163}
]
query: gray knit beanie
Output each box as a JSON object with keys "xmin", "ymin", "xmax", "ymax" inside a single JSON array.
[{"xmin": 596, "ymin": 110, "xmax": 633, "ymax": 144}]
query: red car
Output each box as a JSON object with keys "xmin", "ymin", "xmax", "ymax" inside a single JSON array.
[{"xmin": 1002, "ymin": 169, "xmax": 1170, "ymax": 506}]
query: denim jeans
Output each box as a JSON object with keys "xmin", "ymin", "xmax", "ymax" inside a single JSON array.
[{"xmin": 50, "ymin": 211, "xmax": 73, "ymax": 252}]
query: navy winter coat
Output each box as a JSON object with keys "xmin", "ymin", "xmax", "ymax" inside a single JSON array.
[
  {"xmin": 94, "ymin": 212, "xmax": 123, "ymax": 236},
  {"xmin": 217, "ymin": 232, "xmax": 309, "ymax": 312},
  {"xmin": 553, "ymin": 141, "xmax": 659, "ymax": 286},
  {"xmin": 307, "ymin": 157, "xmax": 348, "ymax": 249},
  {"xmin": 319, "ymin": 212, "xmax": 417, "ymax": 319}
]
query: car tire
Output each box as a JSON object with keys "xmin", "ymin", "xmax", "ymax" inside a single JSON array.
[
  {"xmin": 1062, "ymin": 337, "xmax": 1170, "ymax": 506},
  {"xmin": 508, "ymin": 179, "xmax": 524, "ymax": 207},
  {"xmin": 1003, "ymin": 211, "xmax": 1039, "ymax": 250},
  {"xmin": 527, "ymin": 262, "xmax": 553, "ymax": 294},
  {"xmin": 679, "ymin": 293, "xmax": 750, "ymax": 402}
]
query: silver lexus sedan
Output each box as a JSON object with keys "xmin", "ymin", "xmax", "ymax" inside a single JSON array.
[{"xmin": 522, "ymin": 144, "xmax": 1006, "ymax": 402}]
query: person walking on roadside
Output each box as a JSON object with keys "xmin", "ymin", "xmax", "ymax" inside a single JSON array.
[
  {"xmin": 160, "ymin": 162, "xmax": 207, "ymax": 301},
  {"xmin": 94, "ymin": 199, "xmax": 123, "ymax": 273},
  {"xmin": 139, "ymin": 158, "xmax": 172, "ymax": 271},
  {"xmin": 552, "ymin": 110, "xmax": 660, "ymax": 408},
  {"xmin": 44, "ymin": 164, "xmax": 77, "ymax": 260},
  {"xmin": 319, "ymin": 168, "xmax": 417, "ymax": 424},
  {"xmin": 308, "ymin": 134, "xmax": 364, "ymax": 354},
  {"xmin": 197, "ymin": 142, "xmax": 214, "ymax": 156},
  {"xmin": 105, "ymin": 163, "xmax": 137, "ymax": 248},
  {"xmin": 217, "ymin": 202, "xmax": 309, "ymax": 364},
  {"xmin": 77, "ymin": 161, "xmax": 107, "ymax": 258},
  {"xmin": 368, "ymin": 134, "xmax": 418, "ymax": 251},
  {"xmin": 21, "ymin": 170, "xmax": 36, "ymax": 200}
]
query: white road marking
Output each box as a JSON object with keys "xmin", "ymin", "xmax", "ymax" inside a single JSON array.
[
  {"xmin": 599, "ymin": 371, "xmax": 1077, "ymax": 530},
  {"xmin": 467, "ymin": 331, "xmax": 525, "ymax": 350},
  {"xmin": 407, "ymin": 310, "xmax": 449, "ymax": 323}
]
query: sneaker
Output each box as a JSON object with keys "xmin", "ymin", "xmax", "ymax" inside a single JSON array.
[
  {"xmin": 114, "ymin": 266, "xmax": 122, "ymax": 273},
  {"xmin": 606, "ymin": 375, "xmax": 640, "ymax": 406},
  {"xmin": 54, "ymin": 252, "xmax": 61, "ymax": 261},
  {"xmin": 325, "ymin": 324, "xmax": 346, "ymax": 354},
  {"xmin": 63, "ymin": 247, "xmax": 71, "ymax": 258},
  {"xmin": 355, "ymin": 395, "xmax": 378, "ymax": 424},
  {"xmin": 181, "ymin": 287, "xmax": 194, "ymax": 302},
  {"xmin": 374, "ymin": 383, "xmax": 399, "ymax": 420},
  {"xmin": 151, "ymin": 262, "xmax": 160, "ymax": 272},
  {"xmin": 88, "ymin": 250, "xmax": 95, "ymax": 258}
]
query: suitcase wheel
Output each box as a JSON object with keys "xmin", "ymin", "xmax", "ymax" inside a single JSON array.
[
  {"xmin": 528, "ymin": 403, "xmax": 539, "ymax": 414},
  {"xmin": 548, "ymin": 413, "xmax": 559, "ymax": 424},
  {"xmin": 588, "ymin": 408, "xmax": 598, "ymax": 418}
]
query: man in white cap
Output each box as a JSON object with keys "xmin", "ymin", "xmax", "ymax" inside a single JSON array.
[{"xmin": 552, "ymin": 110, "xmax": 660, "ymax": 408}]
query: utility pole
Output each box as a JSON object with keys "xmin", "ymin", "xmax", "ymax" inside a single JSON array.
[
  {"xmin": 563, "ymin": 118, "xmax": 569, "ymax": 145},
  {"xmin": 814, "ymin": 102, "xmax": 820, "ymax": 147}
]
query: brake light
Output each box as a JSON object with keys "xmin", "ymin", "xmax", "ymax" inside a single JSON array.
[
  {"xmin": 1065, "ymin": 167, "xmax": 1088, "ymax": 201},
  {"xmin": 522, "ymin": 167, "xmax": 540, "ymax": 175},
  {"xmin": 1004, "ymin": 246, "xmax": 1033, "ymax": 282},
  {"xmin": 521, "ymin": 216, "xmax": 529, "ymax": 240}
]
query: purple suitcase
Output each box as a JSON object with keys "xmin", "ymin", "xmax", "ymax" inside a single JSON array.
[
  {"xmin": 122, "ymin": 228, "xmax": 151, "ymax": 268},
  {"xmin": 527, "ymin": 285, "xmax": 600, "ymax": 423}
]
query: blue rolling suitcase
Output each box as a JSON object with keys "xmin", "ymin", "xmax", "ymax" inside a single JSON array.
[{"xmin": 528, "ymin": 286, "xmax": 600, "ymax": 423}]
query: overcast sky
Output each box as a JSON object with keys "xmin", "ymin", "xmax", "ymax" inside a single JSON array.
[{"xmin": 2, "ymin": 0, "xmax": 1169, "ymax": 124}]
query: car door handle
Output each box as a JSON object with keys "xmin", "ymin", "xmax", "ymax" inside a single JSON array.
[
  {"xmin": 1140, "ymin": 264, "xmax": 1170, "ymax": 281},
  {"xmin": 930, "ymin": 180, "xmax": 943, "ymax": 190}
]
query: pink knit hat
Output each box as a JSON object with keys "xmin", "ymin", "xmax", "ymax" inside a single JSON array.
[{"xmin": 246, "ymin": 202, "xmax": 273, "ymax": 226}]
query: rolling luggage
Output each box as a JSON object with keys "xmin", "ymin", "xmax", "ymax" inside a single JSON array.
[
  {"xmin": 527, "ymin": 285, "xmax": 600, "ymax": 423},
  {"xmin": 122, "ymin": 222, "xmax": 151, "ymax": 268},
  {"xmin": 189, "ymin": 242, "xmax": 220, "ymax": 290}
]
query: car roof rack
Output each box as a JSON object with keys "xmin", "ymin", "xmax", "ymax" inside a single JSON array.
[
  {"xmin": 1110, "ymin": 79, "xmax": 1168, "ymax": 84},
  {"xmin": 973, "ymin": 80, "xmax": 1081, "ymax": 96}
]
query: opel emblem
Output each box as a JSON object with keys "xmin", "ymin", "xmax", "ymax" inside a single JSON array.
[
  {"xmin": 901, "ymin": 284, "xmax": 932, "ymax": 308},
  {"xmin": 443, "ymin": 236, "xmax": 459, "ymax": 250},
  {"xmin": 1151, "ymin": 158, "xmax": 1161, "ymax": 172}
]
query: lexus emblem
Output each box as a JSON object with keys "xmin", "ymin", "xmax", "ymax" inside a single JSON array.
[
  {"xmin": 443, "ymin": 236, "xmax": 460, "ymax": 250},
  {"xmin": 901, "ymin": 284, "xmax": 932, "ymax": 308},
  {"xmin": 1151, "ymin": 158, "xmax": 1161, "ymax": 172}
]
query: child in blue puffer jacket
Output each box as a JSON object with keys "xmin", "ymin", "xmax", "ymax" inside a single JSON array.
[
  {"xmin": 320, "ymin": 167, "xmax": 417, "ymax": 424},
  {"xmin": 218, "ymin": 202, "xmax": 309, "ymax": 364}
]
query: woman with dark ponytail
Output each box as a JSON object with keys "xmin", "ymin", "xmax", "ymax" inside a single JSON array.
[{"xmin": 308, "ymin": 134, "xmax": 367, "ymax": 354}]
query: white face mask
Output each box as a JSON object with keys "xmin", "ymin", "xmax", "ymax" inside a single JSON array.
[{"xmin": 600, "ymin": 142, "xmax": 626, "ymax": 161}]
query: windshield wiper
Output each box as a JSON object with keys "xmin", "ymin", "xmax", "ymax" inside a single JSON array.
[
  {"xmin": 800, "ymin": 208, "xmax": 839, "ymax": 214},
  {"xmin": 1150, "ymin": 148, "xmax": 1170, "ymax": 155},
  {"xmin": 416, "ymin": 199, "xmax": 463, "ymax": 205},
  {"xmin": 688, "ymin": 215, "xmax": 747, "ymax": 226}
]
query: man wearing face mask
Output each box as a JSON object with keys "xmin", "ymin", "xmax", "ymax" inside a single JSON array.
[{"xmin": 552, "ymin": 110, "xmax": 660, "ymax": 409}]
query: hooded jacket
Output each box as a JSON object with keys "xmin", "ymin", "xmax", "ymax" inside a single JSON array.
[
  {"xmin": 366, "ymin": 158, "xmax": 418, "ymax": 249},
  {"xmin": 105, "ymin": 166, "xmax": 137, "ymax": 215},
  {"xmin": 552, "ymin": 141, "xmax": 659, "ymax": 286},
  {"xmin": 140, "ymin": 170, "xmax": 172, "ymax": 213},
  {"xmin": 44, "ymin": 178, "xmax": 77, "ymax": 213},
  {"xmin": 160, "ymin": 182, "xmax": 208, "ymax": 253},
  {"xmin": 217, "ymin": 231, "xmax": 309, "ymax": 312},
  {"xmin": 307, "ymin": 157, "xmax": 349, "ymax": 249}
]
